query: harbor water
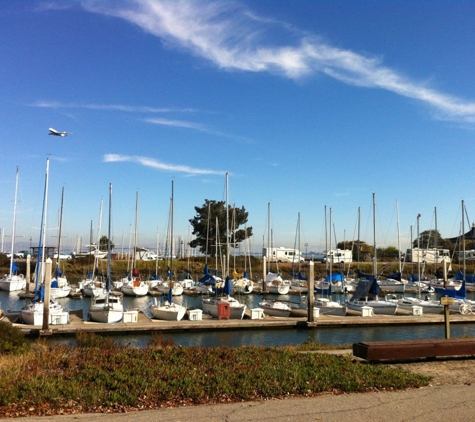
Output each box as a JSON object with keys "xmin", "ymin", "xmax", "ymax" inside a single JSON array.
[{"xmin": 2, "ymin": 289, "xmax": 475, "ymax": 348}]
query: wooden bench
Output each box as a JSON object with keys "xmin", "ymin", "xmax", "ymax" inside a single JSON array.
[{"xmin": 353, "ymin": 338, "xmax": 475, "ymax": 362}]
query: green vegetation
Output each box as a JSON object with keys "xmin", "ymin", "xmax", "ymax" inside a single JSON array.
[
  {"xmin": 189, "ymin": 199, "xmax": 252, "ymax": 257},
  {"xmin": 0, "ymin": 321, "xmax": 30, "ymax": 355},
  {"xmin": 0, "ymin": 330, "xmax": 431, "ymax": 418}
]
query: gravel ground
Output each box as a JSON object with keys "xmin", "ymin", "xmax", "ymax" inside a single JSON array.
[{"xmin": 394, "ymin": 357, "xmax": 475, "ymax": 386}]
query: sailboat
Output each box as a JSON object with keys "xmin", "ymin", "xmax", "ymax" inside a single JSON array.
[
  {"xmin": 263, "ymin": 203, "xmax": 290, "ymax": 295},
  {"xmin": 121, "ymin": 191, "xmax": 149, "ymax": 297},
  {"xmin": 202, "ymin": 173, "xmax": 247, "ymax": 319},
  {"xmin": 0, "ymin": 167, "xmax": 26, "ymax": 292},
  {"xmin": 230, "ymin": 209, "xmax": 254, "ymax": 294},
  {"xmin": 289, "ymin": 213, "xmax": 309, "ymax": 293},
  {"xmin": 79, "ymin": 215, "xmax": 107, "ymax": 299},
  {"xmin": 50, "ymin": 187, "xmax": 72, "ymax": 298},
  {"xmin": 346, "ymin": 193, "xmax": 398, "ymax": 316},
  {"xmin": 21, "ymin": 158, "xmax": 66, "ymax": 326},
  {"xmin": 301, "ymin": 209, "xmax": 346, "ymax": 316},
  {"xmin": 89, "ymin": 183, "xmax": 124, "ymax": 323},
  {"xmin": 154, "ymin": 181, "xmax": 184, "ymax": 297},
  {"xmin": 149, "ymin": 279, "xmax": 187, "ymax": 321}
]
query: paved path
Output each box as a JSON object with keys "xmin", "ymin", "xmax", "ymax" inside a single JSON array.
[{"xmin": 3, "ymin": 384, "xmax": 474, "ymax": 422}]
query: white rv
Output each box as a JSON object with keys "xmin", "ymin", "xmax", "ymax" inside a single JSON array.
[
  {"xmin": 323, "ymin": 249, "xmax": 353, "ymax": 264},
  {"xmin": 459, "ymin": 250, "xmax": 475, "ymax": 261},
  {"xmin": 262, "ymin": 247, "xmax": 305, "ymax": 263},
  {"xmin": 406, "ymin": 248, "xmax": 451, "ymax": 264}
]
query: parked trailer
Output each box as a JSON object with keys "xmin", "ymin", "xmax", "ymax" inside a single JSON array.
[
  {"xmin": 406, "ymin": 248, "xmax": 451, "ymax": 264},
  {"xmin": 323, "ymin": 249, "xmax": 353, "ymax": 264},
  {"xmin": 262, "ymin": 247, "xmax": 305, "ymax": 263}
]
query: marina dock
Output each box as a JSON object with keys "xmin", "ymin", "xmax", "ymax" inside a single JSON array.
[{"xmin": 4, "ymin": 307, "xmax": 475, "ymax": 337}]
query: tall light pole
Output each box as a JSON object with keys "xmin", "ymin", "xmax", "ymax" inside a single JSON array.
[{"xmin": 304, "ymin": 243, "xmax": 308, "ymax": 257}]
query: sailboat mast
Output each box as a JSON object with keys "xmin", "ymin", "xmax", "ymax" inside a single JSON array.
[
  {"xmin": 329, "ymin": 208, "xmax": 333, "ymax": 280},
  {"xmin": 225, "ymin": 172, "xmax": 229, "ymax": 278},
  {"xmin": 372, "ymin": 193, "xmax": 377, "ymax": 278},
  {"xmin": 56, "ymin": 186, "xmax": 64, "ymax": 268},
  {"xmin": 9, "ymin": 167, "xmax": 19, "ymax": 277},
  {"xmin": 396, "ymin": 201, "xmax": 401, "ymax": 274},
  {"xmin": 434, "ymin": 206, "xmax": 438, "ymax": 274},
  {"xmin": 462, "ymin": 200, "xmax": 466, "ymax": 283},
  {"xmin": 267, "ymin": 202, "xmax": 271, "ymax": 258},
  {"xmin": 106, "ymin": 183, "xmax": 112, "ymax": 299},
  {"xmin": 170, "ymin": 181, "xmax": 174, "ymax": 275},
  {"xmin": 133, "ymin": 191, "xmax": 139, "ymax": 271},
  {"xmin": 35, "ymin": 157, "xmax": 50, "ymax": 290},
  {"xmin": 417, "ymin": 213, "xmax": 421, "ymax": 296},
  {"xmin": 356, "ymin": 207, "xmax": 361, "ymax": 269}
]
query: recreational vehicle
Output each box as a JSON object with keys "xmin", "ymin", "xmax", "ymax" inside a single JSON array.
[
  {"xmin": 323, "ymin": 249, "xmax": 353, "ymax": 264},
  {"xmin": 459, "ymin": 250, "xmax": 475, "ymax": 261},
  {"xmin": 406, "ymin": 248, "xmax": 451, "ymax": 264},
  {"xmin": 262, "ymin": 247, "xmax": 305, "ymax": 263}
]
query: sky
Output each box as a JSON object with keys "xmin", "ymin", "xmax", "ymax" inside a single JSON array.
[{"xmin": 1, "ymin": 0, "xmax": 475, "ymax": 255}]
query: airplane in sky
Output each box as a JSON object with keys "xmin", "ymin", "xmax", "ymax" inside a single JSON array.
[{"xmin": 48, "ymin": 128, "xmax": 70, "ymax": 137}]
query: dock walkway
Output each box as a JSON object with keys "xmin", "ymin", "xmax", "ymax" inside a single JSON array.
[{"xmin": 4, "ymin": 307, "xmax": 475, "ymax": 337}]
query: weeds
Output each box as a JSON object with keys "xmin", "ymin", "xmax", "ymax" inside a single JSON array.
[
  {"xmin": 0, "ymin": 331, "xmax": 432, "ymax": 418},
  {"xmin": 0, "ymin": 321, "xmax": 30, "ymax": 355}
]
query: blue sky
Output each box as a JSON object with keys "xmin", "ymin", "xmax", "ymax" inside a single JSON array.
[{"xmin": 1, "ymin": 0, "xmax": 475, "ymax": 255}]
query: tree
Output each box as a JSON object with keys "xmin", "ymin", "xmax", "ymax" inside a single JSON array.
[
  {"xmin": 189, "ymin": 199, "xmax": 253, "ymax": 257},
  {"xmin": 338, "ymin": 240, "xmax": 373, "ymax": 261},
  {"xmin": 99, "ymin": 235, "xmax": 115, "ymax": 252},
  {"xmin": 413, "ymin": 230, "xmax": 444, "ymax": 249}
]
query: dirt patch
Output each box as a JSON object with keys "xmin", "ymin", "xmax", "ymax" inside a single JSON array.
[{"xmin": 392, "ymin": 357, "xmax": 475, "ymax": 386}]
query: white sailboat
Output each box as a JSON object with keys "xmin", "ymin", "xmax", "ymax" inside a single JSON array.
[
  {"xmin": 78, "ymin": 215, "xmax": 107, "ymax": 299},
  {"xmin": 263, "ymin": 204, "xmax": 291, "ymax": 295},
  {"xmin": 0, "ymin": 167, "xmax": 26, "ymax": 292},
  {"xmin": 149, "ymin": 180, "xmax": 187, "ymax": 321},
  {"xmin": 21, "ymin": 158, "xmax": 66, "ymax": 325},
  {"xmin": 89, "ymin": 183, "xmax": 123, "ymax": 323},
  {"xmin": 50, "ymin": 187, "xmax": 72, "ymax": 298},
  {"xmin": 346, "ymin": 194, "xmax": 398, "ymax": 316},
  {"xmin": 258, "ymin": 299, "xmax": 292, "ymax": 317},
  {"xmin": 121, "ymin": 191, "xmax": 149, "ymax": 297}
]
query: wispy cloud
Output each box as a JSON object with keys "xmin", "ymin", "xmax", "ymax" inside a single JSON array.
[
  {"xmin": 144, "ymin": 117, "xmax": 254, "ymax": 143},
  {"xmin": 30, "ymin": 100, "xmax": 196, "ymax": 113},
  {"xmin": 144, "ymin": 117, "xmax": 207, "ymax": 131},
  {"xmin": 31, "ymin": 100, "xmax": 251, "ymax": 142},
  {"xmin": 103, "ymin": 153, "xmax": 225, "ymax": 175},
  {"xmin": 82, "ymin": 0, "xmax": 475, "ymax": 123}
]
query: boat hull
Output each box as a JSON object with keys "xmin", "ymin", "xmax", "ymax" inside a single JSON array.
[
  {"xmin": 202, "ymin": 296, "xmax": 246, "ymax": 319},
  {"xmin": 0, "ymin": 275, "xmax": 26, "ymax": 292},
  {"xmin": 149, "ymin": 303, "xmax": 187, "ymax": 321},
  {"xmin": 346, "ymin": 300, "xmax": 398, "ymax": 315}
]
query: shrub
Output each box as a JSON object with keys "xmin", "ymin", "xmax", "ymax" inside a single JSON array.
[
  {"xmin": 0, "ymin": 321, "xmax": 30, "ymax": 354},
  {"xmin": 75, "ymin": 331, "xmax": 119, "ymax": 349},
  {"xmin": 146, "ymin": 332, "xmax": 175, "ymax": 349}
]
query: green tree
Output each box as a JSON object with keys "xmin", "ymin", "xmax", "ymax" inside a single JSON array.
[
  {"xmin": 413, "ymin": 230, "xmax": 444, "ymax": 249},
  {"xmin": 189, "ymin": 199, "xmax": 252, "ymax": 257},
  {"xmin": 99, "ymin": 235, "xmax": 115, "ymax": 251},
  {"xmin": 339, "ymin": 240, "xmax": 373, "ymax": 261},
  {"xmin": 378, "ymin": 246, "xmax": 400, "ymax": 260}
]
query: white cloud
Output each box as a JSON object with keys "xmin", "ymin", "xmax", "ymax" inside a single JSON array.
[
  {"xmin": 30, "ymin": 100, "xmax": 196, "ymax": 113},
  {"xmin": 82, "ymin": 0, "xmax": 475, "ymax": 123},
  {"xmin": 103, "ymin": 153, "xmax": 225, "ymax": 175},
  {"xmin": 145, "ymin": 117, "xmax": 206, "ymax": 130}
]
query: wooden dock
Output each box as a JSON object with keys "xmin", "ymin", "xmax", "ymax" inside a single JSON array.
[{"xmin": 4, "ymin": 307, "xmax": 475, "ymax": 337}]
